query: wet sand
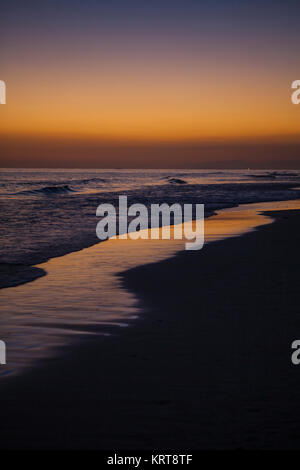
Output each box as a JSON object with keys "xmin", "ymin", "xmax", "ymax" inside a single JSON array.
[
  {"xmin": 1, "ymin": 207, "xmax": 300, "ymax": 449},
  {"xmin": 0, "ymin": 201, "xmax": 273, "ymax": 377}
]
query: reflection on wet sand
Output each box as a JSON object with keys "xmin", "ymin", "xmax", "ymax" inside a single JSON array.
[{"xmin": 0, "ymin": 199, "xmax": 299, "ymax": 376}]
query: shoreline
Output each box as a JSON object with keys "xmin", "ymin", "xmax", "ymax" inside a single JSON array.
[
  {"xmin": 0, "ymin": 206, "xmax": 300, "ymax": 448},
  {"xmin": 1, "ymin": 189, "xmax": 300, "ymax": 290},
  {"xmin": 0, "ymin": 199, "xmax": 286, "ymax": 378}
]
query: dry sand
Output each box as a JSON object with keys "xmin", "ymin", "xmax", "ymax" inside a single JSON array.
[{"xmin": 0, "ymin": 209, "xmax": 300, "ymax": 449}]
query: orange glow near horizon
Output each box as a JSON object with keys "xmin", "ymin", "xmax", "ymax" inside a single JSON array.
[
  {"xmin": 1, "ymin": 48, "xmax": 300, "ymax": 144},
  {"xmin": 1, "ymin": 1, "xmax": 300, "ymax": 167},
  {"xmin": 1, "ymin": 63, "xmax": 300, "ymax": 144}
]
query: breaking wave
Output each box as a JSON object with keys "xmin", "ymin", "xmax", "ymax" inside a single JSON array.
[{"xmin": 18, "ymin": 185, "xmax": 75, "ymax": 195}]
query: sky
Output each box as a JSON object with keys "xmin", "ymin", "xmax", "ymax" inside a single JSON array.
[{"xmin": 0, "ymin": 0, "xmax": 300, "ymax": 168}]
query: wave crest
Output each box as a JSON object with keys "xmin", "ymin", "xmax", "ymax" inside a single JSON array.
[{"xmin": 19, "ymin": 185, "xmax": 75, "ymax": 195}]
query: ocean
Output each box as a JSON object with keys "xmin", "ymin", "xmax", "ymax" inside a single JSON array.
[{"xmin": 1, "ymin": 168, "xmax": 300, "ymax": 271}]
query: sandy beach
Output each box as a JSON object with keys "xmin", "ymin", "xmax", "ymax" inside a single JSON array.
[
  {"xmin": 1, "ymin": 0, "xmax": 300, "ymax": 454},
  {"xmin": 1, "ymin": 206, "xmax": 300, "ymax": 449}
]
